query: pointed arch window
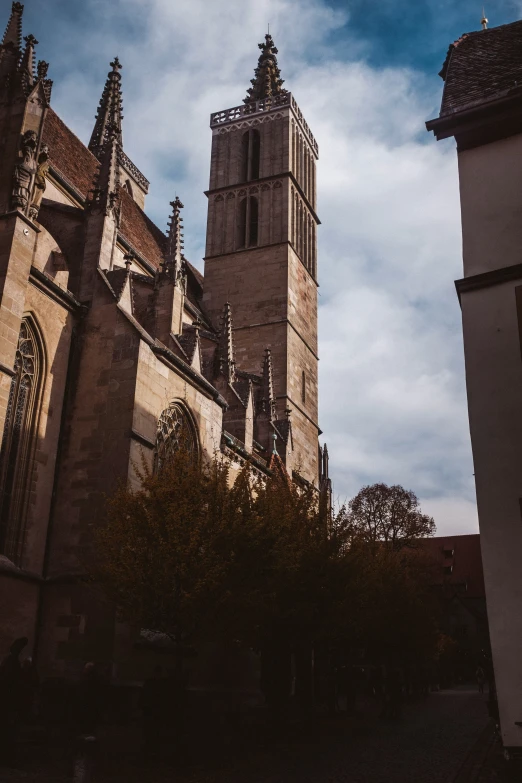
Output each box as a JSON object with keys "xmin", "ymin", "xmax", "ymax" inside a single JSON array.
[
  {"xmin": 154, "ymin": 402, "xmax": 198, "ymax": 473},
  {"xmin": 0, "ymin": 318, "xmax": 44, "ymax": 565},
  {"xmin": 241, "ymin": 129, "xmax": 260, "ymax": 182}
]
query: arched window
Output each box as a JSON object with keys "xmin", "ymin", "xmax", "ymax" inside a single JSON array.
[
  {"xmin": 0, "ymin": 317, "xmax": 44, "ymax": 564},
  {"xmin": 240, "ymin": 129, "xmax": 260, "ymax": 182},
  {"xmin": 301, "ymin": 370, "xmax": 306, "ymax": 404},
  {"xmin": 154, "ymin": 402, "xmax": 198, "ymax": 473},
  {"xmin": 236, "ymin": 196, "xmax": 259, "ymax": 250}
]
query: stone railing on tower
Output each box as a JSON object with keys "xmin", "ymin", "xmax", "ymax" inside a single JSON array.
[
  {"xmin": 118, "ymin": 149, "xmax": 150, "ymax": 193},
  {"xmin": 210, "ymin": 92, "xmax": 318, "ymax": 156}
]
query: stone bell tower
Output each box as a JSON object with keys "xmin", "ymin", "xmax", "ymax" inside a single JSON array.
[{"xmin": 202, "ymin": 34, "xmax": 320, "ymax": 484}]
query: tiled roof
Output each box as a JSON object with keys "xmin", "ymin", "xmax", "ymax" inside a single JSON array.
[
  {"xmin": 440, "ymin": 20, "xmax": 522, "ymax": 117},
  {"xmin": 119, "ymin": 186, "xmax": 165, "ymax": 267},
  {"xmin": 42, "ymin": 109, "xmax": 206, "ymax": 311},
  {"xmin": 42, "ymin": 109, "xmax": 99, "ymax": 199}
]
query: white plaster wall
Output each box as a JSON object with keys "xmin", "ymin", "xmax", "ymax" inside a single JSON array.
[
  {"xmin": 459, "ymin": 134, "xmax": 522, "ymax": 277},
  {"xmin": 460, "ymin": 279, "xmax": 522, "ymax": 747}
]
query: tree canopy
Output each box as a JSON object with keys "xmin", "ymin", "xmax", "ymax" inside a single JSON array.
[
  {"xmin": 93, "ymin": 462, "xmax": 440, "ymax": 673},
  {"xmin": 347, "ymin": 482, "xmax": 435, "ymax": 550}
]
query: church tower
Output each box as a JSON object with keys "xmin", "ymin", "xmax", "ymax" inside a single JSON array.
[{"xmin": 202, "ymin": 34, "xmax": 320, "ymax": 484}]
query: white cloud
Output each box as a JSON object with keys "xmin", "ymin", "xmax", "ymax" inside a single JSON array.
[{"xmin": 46, "ymin": 0, "xmax": 477, "ymax": 533}]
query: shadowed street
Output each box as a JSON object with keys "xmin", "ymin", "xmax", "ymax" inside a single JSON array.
[{"xmin": 1, "ymin": 688, "xmax": 490, "ymax": 783}]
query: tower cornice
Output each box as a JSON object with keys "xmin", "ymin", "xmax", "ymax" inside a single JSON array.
[
  {"xmin": 204, "ymin": 172, "xmax": 321, "ymax": 225},
  {"xmin": 210, "ymin": 92, "xmax": 318, "ymax": 157}
]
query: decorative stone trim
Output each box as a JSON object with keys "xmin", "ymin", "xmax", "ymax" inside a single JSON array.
[
  {"xmin": 211, "ymin": 180, "xmax": 283, "ymax": 203},
  {"xmin": 210, "ymin": 92, "xmax": 318, "ymax": 155}
]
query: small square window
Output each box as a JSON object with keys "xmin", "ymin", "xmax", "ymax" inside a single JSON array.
[{"xmin": 443, "ymin": 565, "xmax": 453, "ymax": 575}]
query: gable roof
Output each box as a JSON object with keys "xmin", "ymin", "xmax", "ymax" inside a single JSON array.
[
  {"xmin": 43, "ymin": 108, "xmax": 99, "ymax": 199},
  {"xmin": 42, "ymin": 107, "xmax": 207, "ymax": 315},
  {"xmin": 440, "ymin": 20, "xmax": 522, "ymax": 117}
]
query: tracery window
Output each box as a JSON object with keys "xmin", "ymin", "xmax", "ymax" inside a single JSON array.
[
  {"xmin": 0, "ymin": 318, "xmax": 43, "ymax": 564},
  {"xmin": 154, "ymin": 402, "xmax": 198, "ymax": 472}
]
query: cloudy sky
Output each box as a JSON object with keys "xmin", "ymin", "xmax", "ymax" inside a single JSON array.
[{"xmin": 17, "ymin": 0, "xmax": 522, "ymax": 534}]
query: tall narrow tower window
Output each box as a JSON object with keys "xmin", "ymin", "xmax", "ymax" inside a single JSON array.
[
  {"xmin": 237, "ymin": 197, "xmax": 247, "ymax": 248},
  {"xmin": 249, "ymin": 197, "xmax": 259, "ymax": 246},
  {"xmin": 241, "ymin": 129, "xmax": 261, "ymax": 182},
  {"xmin": 237, "ymin": 196, "xmax": 259, "ymax": 249},
  {"xmin": 0, "ymin": 318, "xmax": 44, "ymax": 565},
  {"xmin": 301, "ymin": 370, "xmax": 306, "ymax": 404}
]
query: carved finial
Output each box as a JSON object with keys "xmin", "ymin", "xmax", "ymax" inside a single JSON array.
[
  {"xmin": 163, "ymin": 195, "xmax": 185, "ymax": 282},
  {"xmin": 88, "ymin": 120, "xmax": 120, "ymax": 216},
  {"xmin": 261, "ymin": 347, "xmax": 276, "ymax": 421},
  {"xmin": 244, "ymin": 32, "xmax": 287, "ymax": 104},
  {"xmin": 37, "ymin": 60, "xmax": 48, "ymax": 80},
  {"xmin": 481, "ymin": 8, "xmax": 488, "ymax": 29},
  {"xmin": 89, "ymin": 57, "xmax": 124, "ymax": 159},
  {"xmin": 271, "ymin": 431, "xmax": 278, "ymax": 455},
  {"xmin": 322, "ymin": 443, "xmax": 329, "ymax": 481},
  {"xmin": 1, "ymin": 2, "xmax": 23, "ymax": 49},
  {"xmin": 217, "ymin": 301, "xmax": 236, "ymax": 383},
  {"xmin": 124, "ymin": 251, "xmax": 134, "ymax": 271},
  {"xmin": 19, "ymin": 33, "xmax": 37, "ymax": 87}
]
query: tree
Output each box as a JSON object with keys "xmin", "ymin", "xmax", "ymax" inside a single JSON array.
[
  {"xmin": 93, "ymin": 451, "xmax": 353, "ymax": 701},
  {"xmin": 92, "ymin": 450, "xmax": 254, "ymax": 646},
  {"xmin": 347, "ymin": 483, "xmax": 435, "ymax": 550}
]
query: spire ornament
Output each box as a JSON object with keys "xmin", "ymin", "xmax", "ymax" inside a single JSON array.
[
  {"xmin": 481, "ymin": 8, "xmax": 488, "ymax": 29},
  {"xmin": 88, "ymin": 121, "xmax": 120, "ymax": 216},
  {"xmin": 19, "ymin": 33, "xmax": 37, "ymax": 90},
  {"xmin": 163, "ymin": 196, "xmax": 186, "ymax": 282},
  {"xmin": 89, "ymin": 57, "xmax": 124, "ymax": 160},
  {"xmin": 1, "ymin": 2, "xmax": 23, "ymax": 50},
  {"xmin": 216, "ymin": 301, "xmax": 236, "ymax": 384},
  {"xmin": 0, "ymin": 2, "xmax": 24, "ymax": 85},
  {"xmin": 260, "ymin": 347, "xmax": 276, "ymax": 421},
  {"xmin": 244, "ymin": 33, "xmax": 288, "ymax": 104}
]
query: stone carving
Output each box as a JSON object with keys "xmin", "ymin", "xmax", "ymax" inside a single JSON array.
[
  {"xmin": 244, "ymin": 34, "xmax": 288, "ymax": 105},
  {"xmin": 37, "ymin": 60, "xmax": 49, "ymax": 80},
  {"xmin": 28, "ymin": 144, "xmax": 49, "ymax": 219},
  {"xmin": 11, "ymin": 130, "xmax": 37, "ymax": 211}
]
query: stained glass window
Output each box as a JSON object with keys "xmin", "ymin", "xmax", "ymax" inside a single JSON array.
[
  {"xmin": 0, "ymin": 318, "xmax": 43, "ymax": 564},
  {"xmin": 154, "ymin": 403, "xmax": 197, "ymax": 472}
]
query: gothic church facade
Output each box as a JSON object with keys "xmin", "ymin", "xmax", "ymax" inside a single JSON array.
[{"xmin": 0, "ymin": 3, "xmax": 328, "ymax": 675}]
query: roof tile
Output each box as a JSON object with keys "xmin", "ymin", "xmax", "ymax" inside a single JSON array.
[{"xmin": 440, "ymin": 20, "xmax": 522, "ymax": 117}]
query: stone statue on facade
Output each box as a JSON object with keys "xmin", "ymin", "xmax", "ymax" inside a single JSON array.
[
  {"xmin": 11, "ymin": 130, "xmax": 38, "ymax": 212},
  {"xmin": 29, "ymin": 144, "xmax": 49, "ymax": 219}
]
